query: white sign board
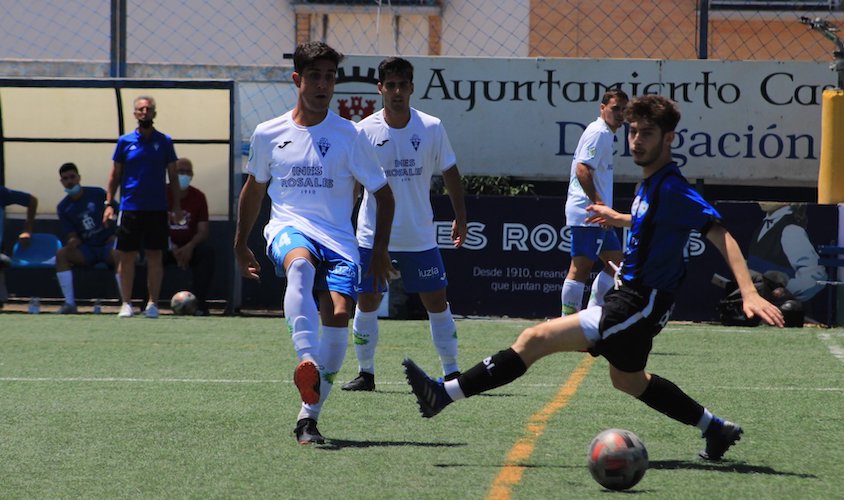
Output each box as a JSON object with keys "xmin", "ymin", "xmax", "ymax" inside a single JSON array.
[{"xmin": 329, "ymin": 56, "xmax": 833, "ymax": 187}]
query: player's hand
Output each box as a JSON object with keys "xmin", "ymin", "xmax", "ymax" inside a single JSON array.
[
  {"xmin": 235, "ymin": 244, "xmax": 261, "ymax": 281},
  {"xmin": 451, "ymin": 219, "xmax": 468, "ymax": 248},
  {"xmin": 367, "ymin": 246, "xmax": 397, "ymax": 290},
  {"xmin": 17, "ymin": 232, "xmax": 32, "ymax": 248},
  {"xmin": 102, "ymin": 205, "xmax": 115, "ymax": 225},
  {"xmin": 585, "ymin": 204, "xmax": 626, "ymax": 227},
  {"xmin": 173, "ymin": 246, "xmax": 192, "ymax": 269},
  {"xmin": 742, "ymin": 292, "xmax": 784, "ymax": 327}
]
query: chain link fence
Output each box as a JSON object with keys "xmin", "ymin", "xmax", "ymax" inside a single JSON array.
[{"xmin": 1, "ymin": 1, "xmax": 842, "ymax": 72}]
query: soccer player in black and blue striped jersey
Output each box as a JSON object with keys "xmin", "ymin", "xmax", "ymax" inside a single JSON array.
[{"xmin": 404, "ymin": 95, "xmax": 785, "ymax": 461}]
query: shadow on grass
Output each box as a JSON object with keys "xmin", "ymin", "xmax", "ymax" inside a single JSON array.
[
  {"xmin": 320, "ymin": 439, "xmax": 467, "ymax": 451},
  {"xmin": 650, "ymin": 460, "xmax": 816, "ymax": 478}
]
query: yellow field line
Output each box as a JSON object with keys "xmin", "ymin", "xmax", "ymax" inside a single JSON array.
[{"xmin": 486, "ymin": 355, "xmax": 597, "ymax": 500}]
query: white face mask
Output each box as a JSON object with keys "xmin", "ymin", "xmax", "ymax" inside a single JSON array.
[
  {"xmin": 178, "ymin": 174, "xmax": 192, "ymax": 190},
  {"xmin": 64, "ymin": 184, "xmax": 82, "ymax": 195}
]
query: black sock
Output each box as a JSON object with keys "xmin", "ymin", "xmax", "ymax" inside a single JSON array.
[
  {"xmin": 636, "ymin": 374, "xmax": 704, "ymax": 426},
  {"xmin": 458, "ymin": 348, "xmax": 528, "ymax": 398}
]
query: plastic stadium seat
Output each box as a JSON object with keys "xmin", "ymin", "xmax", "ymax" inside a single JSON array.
[{"xmin": 10, "ymin": 233, "xmax": 62, "ymax": 268}]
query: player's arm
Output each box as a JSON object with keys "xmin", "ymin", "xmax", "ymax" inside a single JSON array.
[
  {"xmin": 234, "ymin": 175, "xmax": 266, "ymax": 281},
  {"xmin": 585, "ymin": 204, "xmax": 631, "ymax": 227},
  {"xmin": 575, "ymin": 162, "xmax": 602, "ymax": 204},
  {"xmin": 441, "ymin": 165, "xmax": 467, "ymax": 248},
  {"xmin": 103, "ymin": 161, "xmax": 122, "ymax": 225},
  {"xmin": 166, "ymin": 160, "xmax": 183, "ymax": 222},
  {"xmin": 20, "ymin": 193, "xmax": 38, "ymax": 244},
  {"xmin": 368, "ymin": 183, "xmax": 396, "ymax": 288},
  {"xmin": 705, "ymin": 222, "xmax": 784, "ymax": 327}
]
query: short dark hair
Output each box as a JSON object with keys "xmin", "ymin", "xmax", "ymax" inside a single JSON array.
[
  {"xmin": 601, "ymin": 88, "xmax": 629, "ymax": 105},
  {"xmin": 59, "ymin": 162, "xmax": 78, "ymax": 175},
  {"xmin": 624, "ymin": 95, "xmax": 681, "ymax": 133},
  {"xmin": 293, "ymin": 41, "xmax": 343, "ymax": 74},
  {"xmin": 378, "ymin": 57, "xmax": 414, "ymax": 83}
]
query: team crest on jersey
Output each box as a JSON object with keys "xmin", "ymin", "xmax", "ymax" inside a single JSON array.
[
  {"xmin": 411, "ymin": 134, "xmax": 421, "ymax": 151},
  {"xmin": 317, "ymin": 137, "xmax": 331, "ymax": 157}
]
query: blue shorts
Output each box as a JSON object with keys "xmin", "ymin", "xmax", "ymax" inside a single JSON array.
[
  {"xmin": 355, "ymin": 247, "xmax": 448, "ymax": 294},
  {"xmin": 79, "ymin": 243, "xmax": 114, "ymax": 267},
  {"xmin": 569, "ymin": 226, "xmax": 622, "ymax": 259},
  {"xmin": 268, "ymin": 227, "xmax": 359, "ymax": 299}
]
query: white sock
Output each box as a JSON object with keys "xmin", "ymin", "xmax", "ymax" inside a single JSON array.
[
  {"xmin": 352, "ymin": 306, "xmax": 379, "ymax": 374},
  {"xmin": 444, "ymin": 379, "xmax": 465, "ymax": 401},
  {"xmin": 587, "ymin": 271, "xmax": 615, "ymax": 308},
  {"xmin": 696, "ymin": 408, "xmax": 714, "ymax": 433},
  {"xmin": 561, "ymin": 279, "xmax": 586, "ymax": 316},
  {"xmin": 56, "ymin": 270, "xmax": 75, "ymax": 305},
  {"xmin": 299, "ymin": 325, "xmax": 349, "ymax": 420},
  {"xmin": 284, "ymin": 259, "xmax": 319, "ymax": 362},
  {"xmin": 429, "ymin": 304, "xmax": 459, "ymax": 376}
]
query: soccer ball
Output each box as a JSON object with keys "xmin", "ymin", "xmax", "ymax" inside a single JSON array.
[
  {"xmin": 587, "ymin": 428, "xmax": 648, "ymax": 491},
  {"xmin": 170, "ymin": 290, "xmax": 198, "ymax": 315}
]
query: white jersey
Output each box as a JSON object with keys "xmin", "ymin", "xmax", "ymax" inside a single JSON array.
[
  {"xmin": 247, "ymin": 110, "xmax": 387, "ymax": 263},
  {"xmin": 564, "ymin": 116, "xmax": 617, "ymax": 227},
  {"xmin": 356, "ymin": 108, "xmax": 457, "ymax": 252}
]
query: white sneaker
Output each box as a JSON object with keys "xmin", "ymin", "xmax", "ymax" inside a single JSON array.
[
  {"xmin": 118, "ymin": 302, "xmax": 134, "ymax": 318},
  {"xmin": 144, "ymin": 302, "xmax": 159, "ymax": 318}
]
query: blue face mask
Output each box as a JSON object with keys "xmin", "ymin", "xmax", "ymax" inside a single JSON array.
[
  {"xmin": 64, "ymin": 184, "xmax": 82, "ymax": 195},
  {"xmin": 178, "ymin": 174, "xmax": 192, "ymax": 190}
]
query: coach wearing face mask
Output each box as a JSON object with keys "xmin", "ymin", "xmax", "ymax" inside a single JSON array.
[
  {"xmin": 165, "ymin": 157, "xmax": 214, "ymax": 316},
  {"xmin": 105, "ymin": 95, "xmax": 182, "ymax": 318}
]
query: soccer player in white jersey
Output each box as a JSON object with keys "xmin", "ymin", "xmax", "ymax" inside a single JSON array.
[
  {"xmin": 562, "ymin": 89, "xmax": 629, "ymax": 316},
  {"xmin": 234, "ymin": 42, "xmax": 395, "ymax": 445},
  {"xmin": 340, "ymin": 57, "xmax": 467, "ymax": 392}
]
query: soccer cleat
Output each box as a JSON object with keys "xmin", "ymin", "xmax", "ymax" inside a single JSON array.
[
  {"xmin": 118, "ymin": 302, "xmax": 134, "ymax": 318},
  {"xmin": 402, "ymin": 358, "xmax": 452, "ymax": 418},
  {"xmin": 699, "ymin": 419, "xmax": 743, "ymax": 461},
  {"xmin": 56, "ymin": 303, "xmax": 78, "ymax": 314},
  {"xmin": 293, "ymin": 359, "xmax": 321, "ymax": 405},
  {"xmin": 341, "ymin": 372, "xmax": 375, "ymax": 391},
  {"xmin": 144, "ymin": 302, "xmax": 160, "ymax": 319},
  {"xmin": 294, "ymin": 418, "xmax": 325, "ymax": 445}
]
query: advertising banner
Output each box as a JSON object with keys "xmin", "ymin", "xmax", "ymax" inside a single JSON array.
[{"xmin": 330, "ymin": 56, "xmax": 832, "ymax": 186}]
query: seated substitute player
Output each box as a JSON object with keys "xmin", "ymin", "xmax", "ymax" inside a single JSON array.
[
  {"xmin": 562, "ymin": 89, "xmax": 628, "ymax": 316},
  {"xmin": 0, "ymin": 184, "xmax": 38, "ymax": 307},
  {"xmin": 165, "ymin": 158, "xmax": 215, "ymax": 316},
  {"xmin": 55, "ymin": 162, "xmax": 119, "ymax": 314},
  {"xmin": 234, "ymin": 42, "xmax": 395, "ymax": 445},
  {"xmin": 403, "ymin": 95, "xmax": 785, "ymax": 462},
  {"xmin": 341, "ymin": 56, "xmax": 467, "ymax": 392}
]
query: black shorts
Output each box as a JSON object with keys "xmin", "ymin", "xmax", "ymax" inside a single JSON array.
[
  {"xmin": 587, "ymin": 284, "xmax": 675, "ymax": 373},
  {"xmin": 115, "ymin": 210, "xmax": 169, "ymax": 252}
]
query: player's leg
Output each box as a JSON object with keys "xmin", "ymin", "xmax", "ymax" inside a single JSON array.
[
  {"xmin": 295, "ymin": 252, "xmax": 356, "ymax": 444},
  {"xmin": 403, "ymin": 313, "xmax": 589, "ymax": 417},
  {"xmin": 107, "ymin": 246, "xmax": 122, "ymax": 302},
  {"xmin": 55, "ymin": 244, "xmax": 88, "ymax": 313},
  {"xmin": 188, "ymin": 241, "xmax": 215, "ymax": 315},
  {"xmin": 342, "ymin": 246, "xmax": 382, "ymax": 391},
  {"xmin": 115, "ymin": 211, "xmax": 142, "ymax": 316},
  {"xmin": 562, "ymin": 227, "xmax": 600, "ymax": 316},
  {"xmin": 142, "ymin": 211, "xmax": 169, "ymax": 318},
  {"xmin": 588, "ymin": 229, "xmax": 624, "ymax": 308},
  {"xmin": 404, "ymin": 248, "xmax": 459, "ymax": 378}
]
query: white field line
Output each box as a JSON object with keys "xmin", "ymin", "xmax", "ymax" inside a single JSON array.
[
  {"xmin": 818, "ymin": 332, "xmax": 844, "ymax": 364},
  {"xmin": 0, "ymin": 377, "xmax": 839, "ymax": 391}
]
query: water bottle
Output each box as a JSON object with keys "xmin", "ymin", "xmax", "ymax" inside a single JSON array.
[
  {"xmin": 93, "ymin": 299, "xmax": 102, "ymax": 315},
  {"xmin": 28, "ymin": 297, "xmax": 40, "ymax": 314}
]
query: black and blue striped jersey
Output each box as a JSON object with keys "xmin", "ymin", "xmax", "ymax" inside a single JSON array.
[{"xmin": 621, "ymin": 163, "xmax": 721, "ymax": 293}]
